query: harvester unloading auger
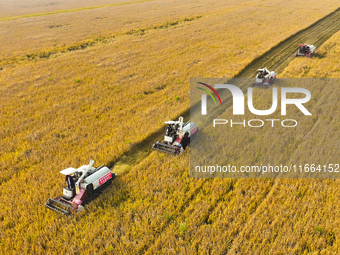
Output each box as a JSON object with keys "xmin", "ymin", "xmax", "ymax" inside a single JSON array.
[
  {"xmin": 152, "ymin": 116, "xmax": 198, "ymax": 155},
  {"xmin": 45, "ymin": 159, "xmax": 116, "ymax": 215}
]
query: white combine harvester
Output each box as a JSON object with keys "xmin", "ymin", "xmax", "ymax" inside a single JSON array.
[
  {"xmin": 152, "ymin": 116, "xmax": 198, "ymax": 155},
  {"xmin": 45, "ymin": 159, "xmax": 115, "ymax": 215},
  {"xmin": 295, "ymin": 44, "xmax": 316, "ymax": 58},
  {"xmin": 251, "ymin": 67, "xmax": 277, "ymax": 88}
]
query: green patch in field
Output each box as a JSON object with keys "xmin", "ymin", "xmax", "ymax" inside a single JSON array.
[
  {"xmin": 315, "ymin": 226, "xmax": 323, "ymax": 234},
  {"xmin": 163, "ymin": 213, "xmax": 176, "ymax": 222},
  {"xmin": 179, "ymin": 222, "xmax": 188, "ymax": 235}
]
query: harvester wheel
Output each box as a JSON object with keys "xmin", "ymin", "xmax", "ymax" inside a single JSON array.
[
  {"xmin": 86, "ymin": 183, "xmax": 94, "ymax": 199},
  {"xmin": 182, "ymin": 133, "xmax": 190, "ymax": 149}
]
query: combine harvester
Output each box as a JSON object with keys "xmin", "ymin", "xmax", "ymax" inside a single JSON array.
[
  {"xmin": 295, "ymin": 44, "xmax": 316, "ymax": 58},
  {"xmin": 251, "ymin": 67, "xmax": 277, "ymax": 89},
  {"xmin": 45, "ymin": 159, "xmax": 116, "ymax": 215},
  {"xmin": 153, "ymin": 116, "xmax": 198, "ymax": 155}
]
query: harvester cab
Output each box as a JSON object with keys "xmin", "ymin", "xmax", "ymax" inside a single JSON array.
[
  {"xmin": 152, "ymin": 116, "xmax": 198, "ymax": 155},
  {"xmin": 45, "ymin": 159, "xmax": 116, "ymax": 215}
]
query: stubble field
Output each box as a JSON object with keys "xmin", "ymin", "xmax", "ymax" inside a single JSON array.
[{"xmin": 1, "ymin": 0, "xmax": 340, "ymax": 254}]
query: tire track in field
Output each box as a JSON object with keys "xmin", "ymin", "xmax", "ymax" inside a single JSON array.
[
  {"xmin": 142, "ymin": 82, "xmax": 332, "ymax": 253},
  {"xmin": 223, "ymin": 82, "xmax": 333, "ymax": 254},
  {"xmin": 235, "ymin": 6, "xmax": 340, "ymax": 77},
  {"xmin": 212, "ymin": 9, "xmax": 340, "ymax": 253},
  {"xmin": 143, "ymin": 179, "xmax": 240, "ymax": 254},
  {"xmin": 105, "ymin": 7, "xmax": 340, "ymax": 253}
]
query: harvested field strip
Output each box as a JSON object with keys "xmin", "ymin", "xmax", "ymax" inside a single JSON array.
[
  {"xmin": 110, "ymin": 6, "xmax": 340, "ymax": 175},
  {"xmin": 235, "ymin": 6, "xmax": 340, "ymax": 77},
  {"xmin": 140, "ymin": 75, "xmax": 334, "ymax": 253},
  {"xmin": 97, "ymin": 15, "xmax": 340, "ymax": 250}
]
